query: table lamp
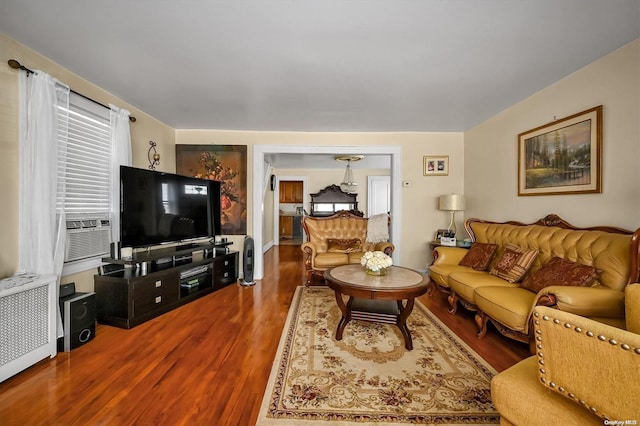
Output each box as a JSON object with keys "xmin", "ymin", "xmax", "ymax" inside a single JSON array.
[{"xmin": 439, "ymin": 194, "xmax": 466, "ymax": 235}]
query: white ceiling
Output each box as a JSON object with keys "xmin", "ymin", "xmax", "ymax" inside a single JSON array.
[{"xmin": 1, "ymin": 1, "xmax": 638, "ymax": 136}]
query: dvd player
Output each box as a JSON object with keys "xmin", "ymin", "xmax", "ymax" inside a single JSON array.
[{"xmin": 179, "ymin": 265, "xmax": 209, "ymax": 279}]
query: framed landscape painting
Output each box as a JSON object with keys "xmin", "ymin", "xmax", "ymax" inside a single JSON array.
[
  {"xmin": 518, "ymin": 106, "xmax": 602, "ymax": 196},
  {"xmin": 176, "ymin": 144, "xmax": 247, "ymax": 235}
]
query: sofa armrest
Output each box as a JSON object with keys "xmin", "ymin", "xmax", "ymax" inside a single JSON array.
[
  {"xmin": 374, "ymin": 242, "xmax": 394, "ymax": 256},
  {"xmin": 300, "ymin": 241, "xmax": 319, "ymax": 253},
  {"xmin": 536, "ymin": 286, "xmax": 625, "ymax": 318},
  {"xmin": 432, "ymin": 246, "xmax": 468, "ymax": 265},
  {"xmin": 300, "ymin": 242, "xmax": 319, "ymax": 268},
  {"xmin": 533, "ymin": 306, "xmax": 640, "ymax": 420}
]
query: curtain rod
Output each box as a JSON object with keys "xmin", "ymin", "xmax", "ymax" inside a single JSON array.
[{"xmin": 7, "ymin": 59, "xmax": 136, "ymax": 123}]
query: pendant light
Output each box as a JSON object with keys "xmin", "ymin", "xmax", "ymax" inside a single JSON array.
[{"xmin": 335, "ymin": 155, "xmax": 363, "ymax": 193}]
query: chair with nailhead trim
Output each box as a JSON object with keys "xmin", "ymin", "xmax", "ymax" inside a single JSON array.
[{"xmin": 491, "ymin": 284, "xmax": 640, "ymax": 425}]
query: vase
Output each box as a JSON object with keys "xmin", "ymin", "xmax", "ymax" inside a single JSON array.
[{"xmin": 366, "ymin": 267, "xmax": 387, "ymax": 276}]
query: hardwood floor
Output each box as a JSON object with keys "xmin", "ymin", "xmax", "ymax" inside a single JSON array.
[{"xmin": 0, "ymin": 245, "xmax": 528, "ymax": 425}]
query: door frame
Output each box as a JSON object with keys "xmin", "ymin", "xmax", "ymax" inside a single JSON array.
[
  {"xmin": 273, "ymin": 175, "xmax": 308, "ymax": 245},
  {"xmin": 253, "ymin": 144, "xmax": 403, "ymax": 280}
]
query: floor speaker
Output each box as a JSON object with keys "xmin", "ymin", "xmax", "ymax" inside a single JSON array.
[
  {"xmin": 58, "ymin": 292, "xmax": 96, "ymax": 352},
  {"xmin": 240, "ymin": 236, "xmax": 255, "ymax": 286}
]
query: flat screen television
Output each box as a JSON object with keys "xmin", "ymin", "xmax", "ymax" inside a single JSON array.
[{"xmin": 120, "ymin": 165, "xmax": 222, "ymax": 248}]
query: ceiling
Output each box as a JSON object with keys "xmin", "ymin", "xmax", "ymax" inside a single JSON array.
[{"xmin": 1, "ymin": 1, "xmax": 638, "ymax": 136}]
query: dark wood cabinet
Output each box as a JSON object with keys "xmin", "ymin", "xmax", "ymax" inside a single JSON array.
[
  {"xmin": 132, "ymin": 269, "xmax": 180, "ymax": 318},
  {"xmin": 95, "ymin": 246, "xmax": 238, "ymax": 329},
  {"xmin": 213, "ymin": 252, "xmax": 238, "ymax": 288}
]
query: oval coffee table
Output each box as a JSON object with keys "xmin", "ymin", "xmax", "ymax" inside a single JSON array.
[{"xmin": 323, "ymin": 264, "xmax": 429, "ymax": 350}]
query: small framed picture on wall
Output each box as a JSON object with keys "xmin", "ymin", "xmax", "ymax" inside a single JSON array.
[{"xmin": 424, "ymin": 156, "xmax": 449, "ymax": 176}]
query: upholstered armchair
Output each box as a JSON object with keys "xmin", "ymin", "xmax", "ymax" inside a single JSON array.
[
  {"xmin": 491, "ymin": 283, "xmax": 640, "ymax": 424},
  {"xmin": 301, "ymin": 211, "xmax": 394, "ymax": 285}
]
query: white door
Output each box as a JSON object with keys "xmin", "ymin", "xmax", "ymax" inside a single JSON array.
[{"xmin": 368, "ymin": 176, "xmax": 391, "ymax": 216}]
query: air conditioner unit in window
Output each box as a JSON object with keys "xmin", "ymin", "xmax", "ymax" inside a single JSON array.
[{"xmin": 64, "ymin": 219, "xmax": 111, "ymax": 263}]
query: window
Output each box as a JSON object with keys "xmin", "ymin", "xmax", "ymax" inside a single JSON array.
[
  {"xmin": 59, "ymin": 93, "xmax": 111, "ymax": 219},
  {"xmin": 184, "ymin": 184, "xmax": 208, "ymax": 195},
  {"xmin": 59, "ymin": 93, "xmax": 113, "ymax": 271}
]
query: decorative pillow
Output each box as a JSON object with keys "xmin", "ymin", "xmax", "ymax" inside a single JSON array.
[
  {"xmin": 521, "ymin": 257, "xmax": 602, "ymax": 293},
  {"xmin": 327, "ymin": 238, "xmax": 362, "ymax": 253},
  {"xmin": 489, "ymin": 244, "xmax": 538, "ymax": 283},
  {"xmin": 458, "ymin": 242, "xmax": 498, "ymax": 271}
]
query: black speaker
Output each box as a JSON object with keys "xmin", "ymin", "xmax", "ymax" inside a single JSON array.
[
  {"xmin": 59, "ymin": 282, "xmax": 76, "ymax": 298},
  {"xmin": 240, "ymin": 236, "xmax": 255, "ymax": 286},
  {"xmin": 58, "ymin": 292, "xmax": 96, "ymax": 352}
]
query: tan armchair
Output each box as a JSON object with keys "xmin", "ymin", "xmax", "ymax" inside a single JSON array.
[
  {"xmin": 491, "ymin": 284, "xmax": 640, "ymax": 424},
  {"xmin": 301, "ymin": 211, "xmax": 394, "ymax": 285}
]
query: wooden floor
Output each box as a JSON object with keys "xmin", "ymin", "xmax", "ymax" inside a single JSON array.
[{"xmin": 0, "ymin": 245, "xmax": 529, "ymax": 425}]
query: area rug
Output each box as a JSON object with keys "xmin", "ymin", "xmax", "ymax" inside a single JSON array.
[{"xmin": 257, "ymin": 287, "xmax": 499, "ymax": 425}]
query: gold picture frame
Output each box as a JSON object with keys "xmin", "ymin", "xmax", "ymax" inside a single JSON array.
[
  {"xmin": 423, "ymin": 156, "xmax": 449, "ymax": 176},
  {"xmin": 434, "ymin": 228, "xmax": 452, "ymax": 242},
  {"xmin": 518, "ymin": 106, "xmax": 602, "ymax": 196}
]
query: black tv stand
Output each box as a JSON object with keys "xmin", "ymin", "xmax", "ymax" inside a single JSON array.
[{"xmin": 94, "ymin": 241, "xmax": 238, "ymax": 329}]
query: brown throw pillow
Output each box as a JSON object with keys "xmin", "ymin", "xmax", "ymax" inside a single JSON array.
[
  {"xmin": 458, "ymin": 242, "xmax": 498, "ymax": 271},
  {"xmin": 521, "ymin": 257, "xmax": 602, "ymax": 293},
  {"xmin": 489, "ymin": 244, "xmax": 538, "ymax": 283},
  {"xmin": 327, "ymin": 238, "xmax": 362, "ymax": 253}
]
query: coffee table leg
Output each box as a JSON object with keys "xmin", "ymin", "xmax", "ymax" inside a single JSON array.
[
  {"xmin": 334, "ymin": 292, "xmax": 351, "ymax": 341},
  {"xmin": 397, "ymin": 298, "xmax": 415, "ymax": 350}
]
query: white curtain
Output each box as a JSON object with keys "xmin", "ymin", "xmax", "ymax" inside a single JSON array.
[
  {"xmin": 109, "ymin": 104, "xmax": 132, "ymax": 243},
  {"xmin": 18, "ymin": 70, "xmax": 70, "ymax": 336}
]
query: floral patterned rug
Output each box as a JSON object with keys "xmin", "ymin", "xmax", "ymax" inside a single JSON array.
[{"xmin": 257, "ymin": 287, "xmax": 499, "ymax": 425}]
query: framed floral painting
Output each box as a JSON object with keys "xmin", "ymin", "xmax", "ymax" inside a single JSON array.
[{"xmin": 176, "ymin": 145, "xmax": 247, "ymax": 235}]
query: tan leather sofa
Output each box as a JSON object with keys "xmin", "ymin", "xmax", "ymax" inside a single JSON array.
[
  {"xmin": 301, "ymin": 211, "xmax": 394, "ymax": 285},
  {"xmin": 429, "ymin": 214, "xmax": 640, "ymax": 347},
  {"xmin": 491, "ymin": 284, "xmax": 640, "ymax": 424}
]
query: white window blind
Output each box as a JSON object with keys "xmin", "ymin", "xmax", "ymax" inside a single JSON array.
[{"xmin": 57, "ymin": 93, "xmax": 111, "ymax": 219}]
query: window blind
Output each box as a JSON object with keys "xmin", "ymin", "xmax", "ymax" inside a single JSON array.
[{"xmin": 57, "ymin": 93, "xmax": 111, "ymax": 219}]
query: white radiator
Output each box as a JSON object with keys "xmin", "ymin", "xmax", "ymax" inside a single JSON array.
[{"xmin": 0, "ymin": 274, "xmax": 57, "ymax": 383}]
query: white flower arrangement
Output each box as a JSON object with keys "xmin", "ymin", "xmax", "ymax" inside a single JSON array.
[{"xmin": 360, "ymin": 250, "xmax": 393, "ymax": 272}]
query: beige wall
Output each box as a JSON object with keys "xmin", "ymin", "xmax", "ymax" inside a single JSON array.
[
  {"xmin": 0, "ymin": 34, "xmax": 175, "ymax": 289},
  {"xmin": 464, "ymin": 39, "xmax": 640, "ymax": 231},
  {"xmin": 176, "ymin": 131, "xmax": 465, "ymax": 272}
]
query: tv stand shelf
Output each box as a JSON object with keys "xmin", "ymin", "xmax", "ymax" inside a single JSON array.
[
  {"xmin": 95, "ymin": 243, "xmax": 238, "ymax": 329},
  {"xmin": 102, "ymin": 241, "xmax": 233, "ymax": 266}
]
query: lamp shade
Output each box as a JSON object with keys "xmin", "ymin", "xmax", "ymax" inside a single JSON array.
[{"xmin": 439, "ymin": 194, "xmax": 465, "ymax": 211}]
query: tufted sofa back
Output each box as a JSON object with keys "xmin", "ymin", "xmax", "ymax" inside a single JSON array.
[
  {"xmin": 303, "ymin": 212, "xmax": 381, "ymax": 253},
  {"xmin": 468, "ymin": 218, "xmax": 635, "ymax": 291}
]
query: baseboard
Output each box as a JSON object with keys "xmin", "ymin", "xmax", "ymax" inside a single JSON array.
[{"xmin": 262, "ymin": 240, "xmax": 274, "ymax": 253}]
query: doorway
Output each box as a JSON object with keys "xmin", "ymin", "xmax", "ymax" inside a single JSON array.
[
  {"xmin": 253, "ymin": 144, "xmax": 403, "ymax": 281},
  {"xmin": 367, "ymin": 175, "xmax": 391, "ymax": 216},
  {"xmin": 274, "ymin": 176, "xmax": 307, "ymax": 246}
]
